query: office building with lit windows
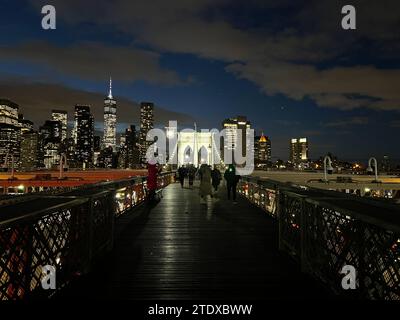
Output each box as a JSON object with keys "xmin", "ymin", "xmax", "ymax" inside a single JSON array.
[
  {"xmin": 38, "ymin": 120, "xmax": 62, "ymax": 169},
  {"xmin": 221, "ymin": 115, "xmax": 251, "ymax": 164},
  {"xmin": 74, "ymin": 105, "xmax": 94, "ymax": 167},
  {"xmin": 52, "ymin": 110, "xmax": 68, "ymax": 141},
  {"xmin": 139, "ymin": 102, "xmax": 154, "ymax": 163},
  {"xmin": 290, "ymin": 138, "xmax": 309, "ymax": 164},
  {"xmin": 254, "ymin": 133, "xmax": 271, "ymax": 166},
  {"xmin": 0, "ymin": 99, "xmax": 21, "ymax": 168},
  {"xmin": 20, "ymin": 132, "xmax": 39, "ymax": 170}
]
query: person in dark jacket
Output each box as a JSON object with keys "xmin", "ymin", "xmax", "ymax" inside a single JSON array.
[
  {"xmin": 224, "ymin": 164, "xmax": 240, "ymax": 203},
  {"xmin": 177, "ymin": 166, "xmax": 186, "ymax": 188},
  {"xmin": 211, "ymin": 167, "xmax": 222, "ymax": 192},
  {"xmin": 188, "ymin": 165, "xmax": 196, "ymax": 189}
]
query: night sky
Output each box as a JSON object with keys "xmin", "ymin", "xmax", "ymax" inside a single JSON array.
[{"xmin": 0, "ymin": 0, "xmax": 399, "ymax": 161}]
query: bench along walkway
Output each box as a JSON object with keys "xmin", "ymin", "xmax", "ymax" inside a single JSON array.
[{"xmin": 61, "ymin": 182, "xmax": 335, "ymax": 300}]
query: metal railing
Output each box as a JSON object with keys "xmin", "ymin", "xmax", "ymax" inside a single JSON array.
[
  {"xmin": 238, "ymin": 176, "xmax": 400, "ymax": 300},
  {"xmin": 0, "ymin": 172, "xmax": 175, "ymax": 300}
]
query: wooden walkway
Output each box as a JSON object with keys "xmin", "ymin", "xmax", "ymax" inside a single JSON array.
[{"xmin": 61, "ymin": 182, "xmax": 335, "ymax": 300}]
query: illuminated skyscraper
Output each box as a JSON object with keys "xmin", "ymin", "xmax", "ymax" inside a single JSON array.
[
  {"xmin": 75, "ymin": 105, "xmax": 94, "ymax": 167},
  {"xmin": 0, "ymin": 99, "xmax": 19, "ymax": 125},
  {"xmin": 20, "ymin": 132, "xmax": 38, "ymax": 170},
  {"xmin": 0, "ymin": 99, "xmax": 21, "ymax": 168},
  {"xmin": 39, "ymin": 120, "xmax": 62, "ymax": 169},
  {"xmin": 72, "ymin": 119, "xmax": 77, "ymax": 144},
  {"xmin": 52, "ymin": 110, "xmax": 68, "ymax": 141},
  {"xmin": 254, "ymin": 133, "xmax": 271, "ymax": 167},
  {"xmin": 64, "ymin": 138, "xmax": 77, "ymax": 168},
  {"xmin": 139, "ymin": 102, "xmax": 154, "ymax": 163},
  {"xmin": 103, "ymin": 78, "xmax": 117, "ymax": 151},
  {"xmin": 221, "ymin": 116, "xmax": 251, "ymax": 164},
  {"xmin": 18, "ymin": 114, "xmax": 37, "ymax": 170},
  {"xmin": 290, "ymin": 138, "xmax": 309, "ymax": 164}
]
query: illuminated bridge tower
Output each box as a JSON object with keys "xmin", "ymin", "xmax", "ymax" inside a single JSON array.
[{"xmin": 103, "ymin": 77, "xmax": 117, "ymax": 151}]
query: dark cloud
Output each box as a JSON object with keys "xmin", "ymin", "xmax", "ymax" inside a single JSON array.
[
  {"xmin": 226, "ymin": 63, "xmax": 400, "ymax": 111},
  {"xmin": 0, "ymin": 42, "xmax": 181, "ymax": 85},
  {"xmin": 0, "ymin": 80, "xmax": 195, "ymax": 129},
  {"xmin": 390, "ymin": 120, "xmax": 400, "ymax": 128},
  {"xmin": 24, "ymin": 0, "xmax": 400, "ymax": 112},
  {"xmin": 323, "ymin": 116, "xmax": 369, "ymax": 128}
]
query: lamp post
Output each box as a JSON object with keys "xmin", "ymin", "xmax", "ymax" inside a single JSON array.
[
  {"xmin": 323, "ymin": 155, "xmax": 333, "ymax": 182},
  {"xmin": 367, "ymin": 157, "xmax": 379, "ymax": 183}
]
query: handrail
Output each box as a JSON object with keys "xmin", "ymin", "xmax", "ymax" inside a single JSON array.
[
  {"xmin": 0, "ymin": 197, "xmax": 89, "ymax": 229},
  {"xmin": 238, "ymin": 174, "xmax": 400, "ymax": 300},
  {"xmin": 304, "ymin": 197, "xmax": 400, "ymax": 234},
  {"xmin": 0, "ymin": 171, "xmax": 176, "ymax": 300},
  {"xmin": 240, "ymin": 175, "xmax": 400, "ymax": 231}
]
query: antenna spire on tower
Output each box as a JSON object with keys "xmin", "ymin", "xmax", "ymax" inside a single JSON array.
[{"xmin": 108, "ymin": 77, "xmax": 113, "ymax": 99}]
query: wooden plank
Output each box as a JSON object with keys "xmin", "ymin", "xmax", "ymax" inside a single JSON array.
[{"xmin": 60, "ymin": 182, "xmax": 335, "ymax": 300}]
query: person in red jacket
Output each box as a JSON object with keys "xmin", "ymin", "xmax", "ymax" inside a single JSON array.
[{"xmin": 147, "ymin": 159, "xmax": 161, "ymax": 201}]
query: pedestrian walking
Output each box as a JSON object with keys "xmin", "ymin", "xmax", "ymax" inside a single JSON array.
[
  {"xmin": 198, "ymin": 164, "xmax": 213, "ymax": 203},
  {"xmin": 177, "ymin": 166, "xmax": 186, "ymax": 188},
  {"xmin": 224, "ymin": 164, "xmax": 240, "ymax": 204},
  {"xmin": 188, "ymin": 165, "xmax": 196, "ymax": 189},
  {"xmin": 211, "ymin": 167, "xmax": 222, "ymax": 192}
]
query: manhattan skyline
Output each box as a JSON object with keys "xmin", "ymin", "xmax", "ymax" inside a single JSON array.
[{"xmin": 0, "ymin": 0, "xmax": 399, "ymax": 160}]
